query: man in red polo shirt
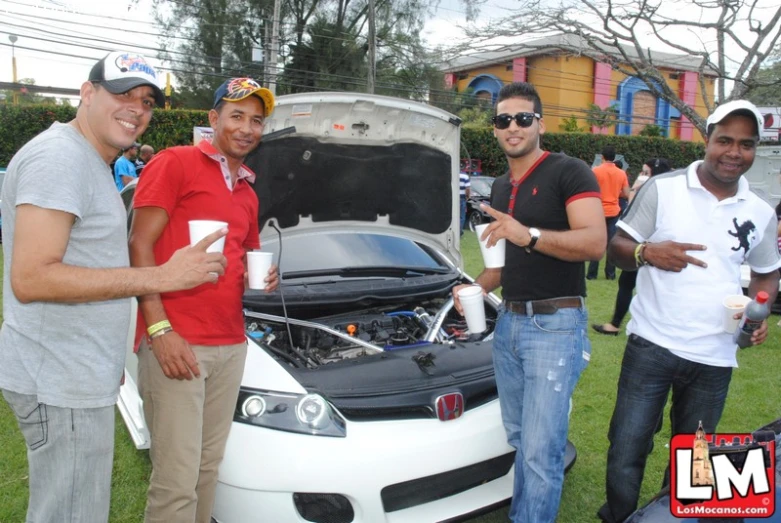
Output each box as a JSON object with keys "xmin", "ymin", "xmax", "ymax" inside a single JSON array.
[{"xmin": 128, "ymin": 77, "xmax": 279, "ymax": 523}]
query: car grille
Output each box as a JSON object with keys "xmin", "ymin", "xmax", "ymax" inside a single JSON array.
[
  {"xmin": 336, "ymin": 387, "xmax": 498, "ymax": 422},
  {"xmin": 380, "ymin": 451, "xmax": 514, "ymax": 512}
]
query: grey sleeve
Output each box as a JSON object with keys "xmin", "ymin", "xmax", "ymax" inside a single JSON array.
[
  {"xmin": 14, "ymin": 137, "xmax": 91, "ymax": 221},
  {"xmin": 616, "ymin": 178, "xmax": 659, "ymax": 242},
  {"xmin": 746, "ymin": 213, "xmax": 781, "ymax": 274}
]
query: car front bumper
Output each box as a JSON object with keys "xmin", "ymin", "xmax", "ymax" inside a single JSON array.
[{"xmin": 212, "ymin": 400, "xmax": 514, "ymax": 523}]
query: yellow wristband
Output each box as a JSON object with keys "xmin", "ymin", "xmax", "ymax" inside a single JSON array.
[
  {"xmin": 634, "ymin": 242, "xmax": 652, "ymax": 267},
  {"xmin": 147, "ymin": 320, "xmax": 172, "ymax": 336},
  {"xmin": 634, "ymin": 243, "xmax": 644, "ymax": 268},
  {"xmin": 149, "ymin": 327, "xmax": 173, "ymax": 340}
]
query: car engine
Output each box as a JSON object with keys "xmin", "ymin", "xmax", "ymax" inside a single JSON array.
[{"xmin": 244, "ymin": 298, "xmax": 496, "ymax": 369}]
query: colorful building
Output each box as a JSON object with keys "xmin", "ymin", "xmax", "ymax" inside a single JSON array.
[{"xmin": 440, "ymin": 34, "xmax": 716, "ymax": 142}]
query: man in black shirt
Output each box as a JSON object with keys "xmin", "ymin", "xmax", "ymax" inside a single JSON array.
[{"xmin": 453, "ymin": 82, "xmax": 605, "ymax": 523}]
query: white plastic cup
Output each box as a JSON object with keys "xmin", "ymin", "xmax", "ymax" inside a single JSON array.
[
  {"xmin": 458, "ymin": 285, "xmax": 487, "ymax": 334},
  {"xmin": 247, "ymin": 251, "xmax": 274, "ymax": 290},
  {"xmin": 189, "ymin": 220, "xmax": 228, "ymax": 253},
  {"xmin": 474, "ymin": 223, "xmax": 505, "ymax": 268},
  {"xmin": 722, "ymin": 294, "xmax": 751, "ymax": 333}
]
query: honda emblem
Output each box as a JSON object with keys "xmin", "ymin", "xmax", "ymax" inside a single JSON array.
[{"xmin": 435, "ymin": 392, "xmax": 464, "ymax": 421}]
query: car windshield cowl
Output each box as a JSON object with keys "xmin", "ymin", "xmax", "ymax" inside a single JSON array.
[{"xmin": 282, "ymin": 265, "xmax": 453, "ymax": 280}]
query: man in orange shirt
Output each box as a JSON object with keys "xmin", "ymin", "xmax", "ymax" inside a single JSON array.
[{"xmin": 587, "ymin": 146, "xmax": 629, "ymax": 280}]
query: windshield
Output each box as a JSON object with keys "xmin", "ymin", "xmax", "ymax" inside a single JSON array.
[
  {"xmin": 261, "ymin": 232, "xmax": 449, "ymax": 277},
  {"xmin": 470, "ymin": 177, "xmax": 494, "ymax": 198}
]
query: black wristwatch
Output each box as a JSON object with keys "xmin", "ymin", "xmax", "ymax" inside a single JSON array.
[{"xmin": 526, "ymin": 227, "xmax": 541, "ymax": 253}]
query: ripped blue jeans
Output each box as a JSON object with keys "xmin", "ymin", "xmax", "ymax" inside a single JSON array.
[{"xmin": 492, "ymin": 303, "xmax": 591, "ymax": 523}]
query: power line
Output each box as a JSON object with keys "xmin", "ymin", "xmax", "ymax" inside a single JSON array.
[
  {"xmin": 0, "ymin": 14, "xmax": 717, "ymax": 115},
  {"xmin": 0, "ymin": 17, "xmax": 678, "ymax": 103},
  {"xmin": 0, "ymin": 30, "xmax": 714, "ymax": 119},
  {"xmin": 1, "ymin": 9, "xmax": 712, "ymax": 109}
]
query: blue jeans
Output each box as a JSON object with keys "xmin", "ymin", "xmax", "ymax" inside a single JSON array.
[
  {"xmin": 493, "ymin": 303, "xmax": 591, "ymax": 523},
  {"xmin": 460, "ymin": 197, "xmax": 467, "ymax": 235},
  {"xmin": 597, "ymin": 334, "xmax": 732, "ymax": 523},
  {"xmin": 2, "ymin": 389, "xmax": 115, "ymax": 523},
  {"xmin": 587, "ymin": 215, "xmax": 619, "ymax": 279}
]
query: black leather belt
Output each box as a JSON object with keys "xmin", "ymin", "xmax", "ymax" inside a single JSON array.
[{"xmin": 504, "ymin": 296, "xmax": 584, "ymax": 315}]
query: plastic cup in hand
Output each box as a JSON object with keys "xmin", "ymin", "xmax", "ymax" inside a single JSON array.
[
  {"xmin": 722, "ymin": 294, "xmax": 751, "ymax": 333},
  {"xmin": 458, "ymin": 285, "xmax": 487, "ymax": 334},
  {"xmin": 247, "ymin": 251, "xmax": 274, "ymax": 290},
  {"xmin": 189, "ymin": 220, "xmax": 228, "ymax": 253},
  {"xmin": 474, "ymin": 223, "xmax": 505, "ymax": 268}
]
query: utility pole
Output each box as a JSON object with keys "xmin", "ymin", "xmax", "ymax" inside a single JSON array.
[
  {"xmin": 9, "ymin": 35, "xmax": 18, "ymax": 105},
  {"xmin": 367, "ymin": 0, "xmax": 376, "ymax": 94},
  {"xmin": 268, "ymin": 0, "xmax": 281, "ymax": 96},
  {"xmin": 165, "ymin": 73, "xmax": 171, "ymax": 110}
]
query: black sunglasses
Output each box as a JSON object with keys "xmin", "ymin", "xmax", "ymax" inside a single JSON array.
[{"xmin": 492, "ymin": 112, "xmax": 541, "ymax": 129}]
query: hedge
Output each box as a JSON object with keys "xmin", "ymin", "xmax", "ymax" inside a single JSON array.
[
  {"xmin": 461, "ymin": 127, "xmax": 706, "ymax": 182},
  {"xmin": 1, "ymin": 106, "xmax": 704, "ymax": 181},
  {"xmin": 0, "ymin": 106, "xmax": 209, "ymax": 166}
]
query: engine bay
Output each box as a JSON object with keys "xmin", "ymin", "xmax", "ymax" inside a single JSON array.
[{"xmin": 244, "ymin": 297, "xmax": 497, "ymax": 369}]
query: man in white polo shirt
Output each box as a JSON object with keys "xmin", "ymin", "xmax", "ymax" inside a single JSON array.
[{"xmin": 597, "ymin": 100, "xmax": 781, "ymax": 523}]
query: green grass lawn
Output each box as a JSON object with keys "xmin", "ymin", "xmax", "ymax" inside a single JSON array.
[{"xmin": 1, "ymin": 235, "xmax": 779, "ymax": 522}]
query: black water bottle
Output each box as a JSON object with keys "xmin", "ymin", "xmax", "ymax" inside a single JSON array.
[{"xmin": 733, "ymin": 291, "xmax": 770, "ymax": 349}]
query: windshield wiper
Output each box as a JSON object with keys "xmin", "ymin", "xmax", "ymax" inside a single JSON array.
[{"xmin": 282, "ymin": 265, "xmax": 452, "ymax": 280}]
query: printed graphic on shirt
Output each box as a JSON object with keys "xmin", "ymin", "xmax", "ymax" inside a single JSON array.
[{"xmin": 728, "ymin": 218, "xmax": 757, "ymax": 255}]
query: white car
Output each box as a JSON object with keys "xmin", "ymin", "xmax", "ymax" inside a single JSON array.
[{"xmin": 118, "ymin": 92, "xmax": 576, "ymax": 523}]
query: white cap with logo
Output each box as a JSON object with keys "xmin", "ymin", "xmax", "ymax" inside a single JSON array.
[
  {"xmin": 706, "ymin": 100, "xmax": 763, "ymax": 135},
  {"xmin": 88, "ymin": 51, "xmax": 165, "ymax": 107}
]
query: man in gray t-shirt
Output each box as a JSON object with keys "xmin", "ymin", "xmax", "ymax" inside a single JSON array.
[{"xmin": 0, "ymin": 51, "xmax": 228, "ymax": 523}]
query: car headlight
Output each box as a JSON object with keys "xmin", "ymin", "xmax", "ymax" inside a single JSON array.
[{"xmin": 234, "ymin": 388, "xmax": 346, "ymax": 437}]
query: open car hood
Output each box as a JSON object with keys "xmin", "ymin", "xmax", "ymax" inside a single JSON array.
[{"xmin": 244, "ymin": 92, "xmax": 463, "ymax": 267}]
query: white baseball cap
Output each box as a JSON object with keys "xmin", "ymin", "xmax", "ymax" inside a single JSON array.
[
  {"xmin": 706, "ymin": 100, "xmax": 763, "ymax": 135},
  {"xmin": 88, "ymin": 51, "xmax": 165, "ymax": 107}
]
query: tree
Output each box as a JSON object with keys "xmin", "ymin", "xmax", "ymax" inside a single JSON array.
[
  {"xmin": 745, "ymin": 59, "xmax": 781, "ymax": 105},
  {"xmin": 458, "ymin": 105, "xmax": 492, "ymax": 127},
  {"xmin": 463, "ymin": 0, "xmax": 781, "ymax": 137},
  {"xmin": 282, "ymin": 17, "xmax": 367, "ymax": 92},
  {"xmin": 586, "ymin": 103, "xmax": 620, "ymax": 132},
  {"xmin": 150, "ymin": 0, "xmax": 270, "ymax": 109},
  {"xmin": 638, "ymin": 124, "xmax": 666, "ymax": 137},
  {"xmin": 1, "ymin": 78, "xmax": 57, "ymax": 106},
  {"xmin": 559, "ymin": 116, "xmax": 586, "ymax": 133},
  {"xmin": 149, "ymin": 0, "xmax": 433, "ymax": 102}
]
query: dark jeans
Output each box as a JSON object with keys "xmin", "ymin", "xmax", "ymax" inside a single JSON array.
[
  {"xmin": 459, "ymin": 197, "xmax": 467, "ymax": 236},
  {"xmin": 609, "ymin": 270, "xmax": 638, "ymax": 328},
  {"xmin": 588, "ymin": 215, "xmax": 619, "ymax": 279},
  {"xmin": 597, "ymin": 334, "xmax": 732, "ymax": 523}
]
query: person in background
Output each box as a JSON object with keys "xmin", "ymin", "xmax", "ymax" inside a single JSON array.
[
  {"xmin": 136, "ymin": 144, "xmax": 155, "ymax": 175},
  {"xmin": 0, "ymin": 50, "xmax": 226, "ymax": 523},
  {"xmin": 459, "ymin": 169, "xmax": 471, "ymax": 235},
  {"xmin": 587, "ymin": 146, "xmax": 630, "ymax": 280},
  {"xmin": 598, "ymin": 100, "xmax": 780, "ymax": 523},
  {"xmin": 592, "ymin": 158, "xmax": 672, "ymax": 336},
  {"xmin": 114, "ymin": 141, "xmax": 139, "ymax": 190},
  {"xmin": 615, "ymin": 159, "xmax": 628, "ymax": 216}
]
